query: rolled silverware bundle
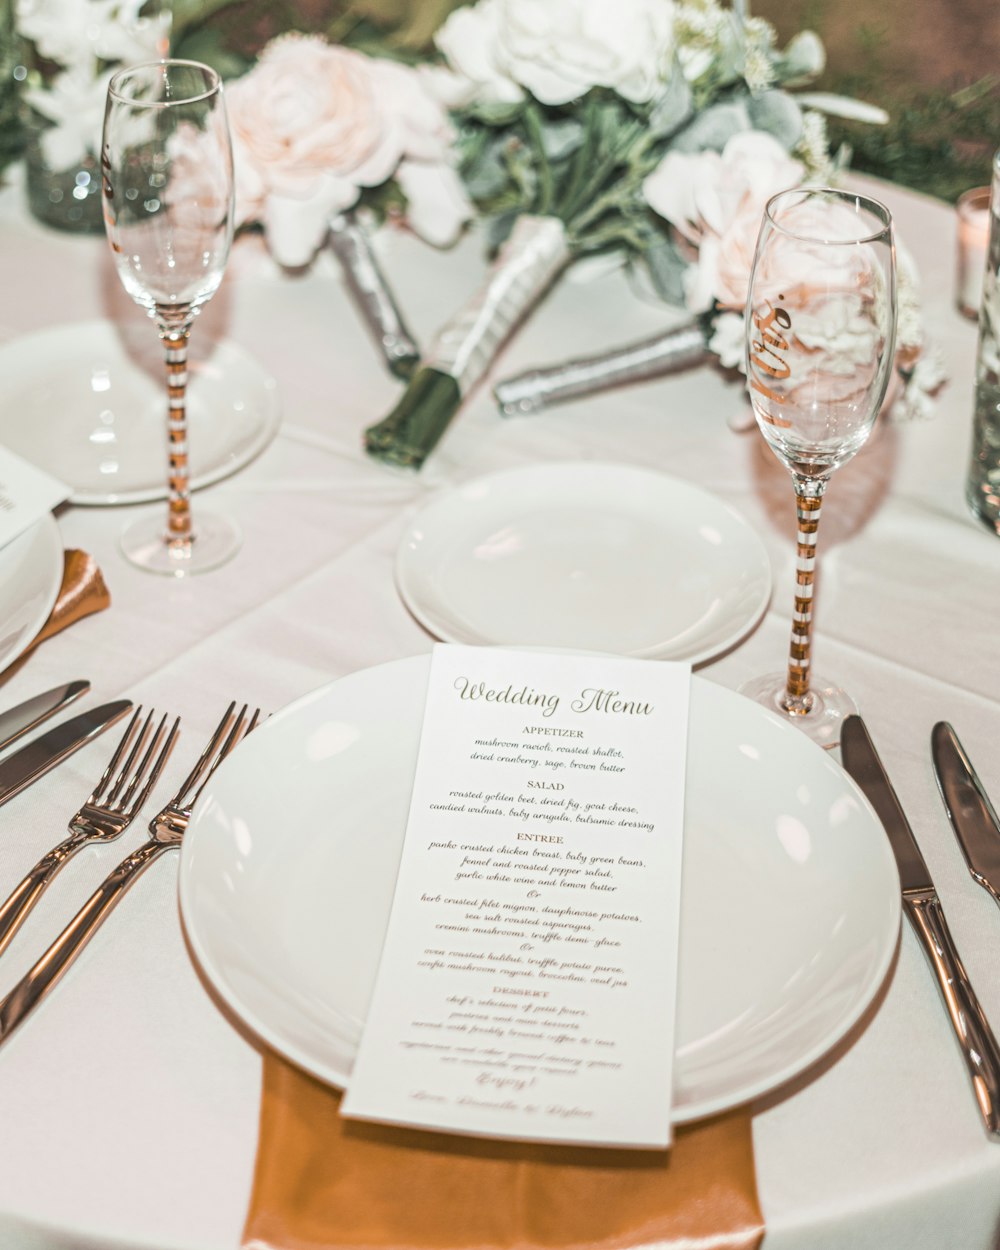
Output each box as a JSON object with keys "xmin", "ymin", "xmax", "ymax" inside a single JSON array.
[
  {"xmin": 493, "ymin": 321, "xmax": 711, "ymax": 417},
  {"xmin": 328, "ymin": 212, "xmax": 420, "ymax": 380}
]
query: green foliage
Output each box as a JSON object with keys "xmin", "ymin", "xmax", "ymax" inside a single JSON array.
[{"xmin": 825, "ymin": 77, "xmax": 1000, "ymax": 203}]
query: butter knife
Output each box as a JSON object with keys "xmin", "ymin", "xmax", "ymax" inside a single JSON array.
[
  {"xmin": 0, "ymin": 681, "xmax": 90, "ymax": 755},
  {"xmin": 0, "ymin": 700, "xmax": 132, "ymax": 807},
  {"xmin": 932, "ymin": 722, "xmax": 1000, "ymax": 907},
  {"xmin": 841, "ymin": 715, "xmax": 1000, "ymax": 1139}
]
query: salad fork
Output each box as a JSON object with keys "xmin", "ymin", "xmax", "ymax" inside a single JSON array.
[
  {"xmin": 0, "ymin": 702, "xmax": 258, "ymax": 1048},
  {"xmin": 0, "ymin": 707, "xmax": 178, "ymax": 959}
]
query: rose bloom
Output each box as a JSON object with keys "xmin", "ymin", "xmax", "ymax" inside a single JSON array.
[
  {"xmin": 435, "ymin": 0, "xmax": 676, "ymax": 107},
  {"xmin": 643, "ymin": 130, "xmax": 804, "ymax": 312},
  {"xmin": 226, "ymin": 34, "xmax": 471, "ymax": 267}
]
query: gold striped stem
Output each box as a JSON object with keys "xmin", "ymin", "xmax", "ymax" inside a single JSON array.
[
  {"xmin": 782, "ymin": 480, "xmax": 827, "ymax": 714},
  {"xmin": 160, "ymin": 319, "xmax": 193, "ymax": 548}
]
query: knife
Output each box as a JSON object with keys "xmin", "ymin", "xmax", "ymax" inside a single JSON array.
[
  {"xmin": 0, "ymin": 699, "xmax": 132, "ymax": 808},
  {"xmin": 841, "ymin": 715, "xmax": 1000, "ymax": 1139},
  {"xmin": 932, "ymin": 722, "xmax": 1000, "ymax": 907},
  {"xmin": 0, "ymin": 681, "xmax": 90, "ymax": 755}
]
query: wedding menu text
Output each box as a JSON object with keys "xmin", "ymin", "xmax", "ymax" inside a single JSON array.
[{"xmin": 341, "ymin": 645, "xmax": 691, "ymax": 1148}]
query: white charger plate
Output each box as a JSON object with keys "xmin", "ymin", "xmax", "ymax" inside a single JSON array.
[
  {"xmin": 395, "ymin": 463, "xmax": 772, "ymax": 664},
  {"xmin": 179, "ymin": 655, "xmax": 901, "ymax": 1123},
  {"xmin": 0, "ymin": 320, "xmax": 280, "ymax": 505},
  {"xmin": 0, "ymin": 515, "xmax": 62, "ymax": 676}
]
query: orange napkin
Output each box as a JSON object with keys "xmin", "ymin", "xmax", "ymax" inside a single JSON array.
[
  {"xmin": 29, "ymin": 550, "xmax": 110, "ymax": 650},
  {"xmin": 243, "ymin": 1055, "xmax": 764, "ymax": 1250}
]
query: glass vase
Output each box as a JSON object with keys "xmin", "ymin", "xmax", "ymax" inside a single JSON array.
[
  {"xmin": 14, "ymin": 1, "xmax": 169, "ymax": 234},
  {"xmin": 966, "ymin": 150, "xmax": 1000, "ymax": 532}
]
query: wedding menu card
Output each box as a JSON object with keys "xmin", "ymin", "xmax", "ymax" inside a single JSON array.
[
  {"xmin": 0, "ymin": 446, "xmax": 69, "ymax": 548},
  {"xmin": 341, "ymin": 644, "xmax": 691, "ymax": 1149}
]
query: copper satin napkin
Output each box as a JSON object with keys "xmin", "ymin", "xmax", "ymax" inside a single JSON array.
[
  {"xmin": 243, "ymin": 1056, "xmax": 764, "ymax": 1250},
  {"xmin": 29, "ymin": 550, "xmax": 110, "ymax": 650}
]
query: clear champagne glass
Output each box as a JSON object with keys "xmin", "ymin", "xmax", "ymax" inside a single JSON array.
[
  {"xmin": 739, "ymin": 188, "xmax": 897, "ymax": 747},
  {"xmin": 101, "ymin": 59, "xmax": 238, "ymax": 575}
]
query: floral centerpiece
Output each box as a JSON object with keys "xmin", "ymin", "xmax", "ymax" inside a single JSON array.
[{"xmin": 361, "ymin": 0, "xmax": 889, "ymax": 468}]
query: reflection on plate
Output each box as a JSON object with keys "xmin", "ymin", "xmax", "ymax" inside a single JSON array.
[
  {"xmin": 0, "ymin": 515, "xmax": 62, "ymax": 676},
  {"xmin": 179, "ymin": 655, "xmax": 901, "ymax": 1123},
  {"xmin": 395, "ymin": 462, "xmax": 772, "ymax": 664},
  {"xmin": 0, "ymin": 320, "xmax": 280, "ymax": 505}
]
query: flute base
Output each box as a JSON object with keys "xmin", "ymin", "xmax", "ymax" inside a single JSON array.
[
  {"xmin": 120, "ymin": 511, "xmax": 242, "ymax": 577},
  {"xmin": 738, "ymin": 672, "xmax": 858, "ymax": 750}
]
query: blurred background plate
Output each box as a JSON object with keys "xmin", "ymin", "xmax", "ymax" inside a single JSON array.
[{"xmin": 0, "ymin": 319, "xmax": 280, "ymax": 505}]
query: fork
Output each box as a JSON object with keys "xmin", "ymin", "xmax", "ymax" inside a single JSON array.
[
  {"xmin": 0, "ymin": 707, "xmax": 178, "ymax": 959},
  {"xmin": 0, "ymin": 702, "xmax": 258, "ymax": 1048}
]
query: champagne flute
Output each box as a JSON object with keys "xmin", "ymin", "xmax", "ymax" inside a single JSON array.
[
  {"xmin": 101, "ymin": 59, "xmax": 237, "ymax": 575},
  {"xmin": 740, "ymin": 187, "xmax": 897, "ymax": 747}
]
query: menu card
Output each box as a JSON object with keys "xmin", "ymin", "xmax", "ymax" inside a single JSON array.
[
  {"xmin": 0, "ymin": 446, "xmax": 69, "ymax": 548},
  {"xmin": 341, "ymin": 644, "xmax": 691, "ymax": 1149}
]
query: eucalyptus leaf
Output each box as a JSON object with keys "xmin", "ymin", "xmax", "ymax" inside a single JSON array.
[
  {"xmin": 640, "ymin": 238, "xmax": 689, "ymax": 306},
  {"xmin": 747, "ymin": 90, "xmax": 803, "ymax": 148},
  {"xmin": 648, "ymin": 70, "xmax": 693, "ymax": 139},
  {"xmin": 463, "ymin": 140, "xmax": 513, "ymax": 200},
  {"xmin": 773, "ymin": 31, "xmax": 825, "ymax": 87},
  {"xmin": 469, "ymin": 99, "xmax": 525, "ymax": 127},
  {"xmin": 485, "ymin": 211, "xmax": 519, "ymax": 251},
  {"xmin": 672, "ymin": 101, "xmax": 750, "ymax": 153},
  {"xmin": 539, "ymin": 118, "xmax": 585, "ymax": 163}
]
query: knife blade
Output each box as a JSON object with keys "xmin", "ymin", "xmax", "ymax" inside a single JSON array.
[
  {"xmin": 0, "ymin": 699, "xmax": 132, "ymax": 808},
  {"xmin": 841, "ymin": 714, "xmax": 1000, "ymax": 1140},
  {"xmin": 0, "ymin": 681, "xmax": 90, "ymax": 755},
  {"xmin": 932, "ymin": 722, "xmax": 1000, "ymax": 907}
]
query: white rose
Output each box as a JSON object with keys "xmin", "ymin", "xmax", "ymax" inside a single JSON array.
[{"xmin": 436, "ymin": 0, "xmax": 676, "ymax": 107}]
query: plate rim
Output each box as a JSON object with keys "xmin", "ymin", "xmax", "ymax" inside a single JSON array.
[
  {"xmin": 394, "ymin": 461, "xmax": 772, "ymax": 665},
  {"xmin": 0, "ymin": 319, "xmax": 281, "ymax": 507},
  {"xmin": 0, "ymin": 513, "xmax": 63, "ymax": 676},
  {"xmin": 179, "ymin": 654, "xmax": 901, "ymax": 1124}
]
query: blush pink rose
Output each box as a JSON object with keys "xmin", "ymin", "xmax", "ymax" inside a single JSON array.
[{"xmin": 226, "ymin": 34, "xmax": 470, "ymax": 266}]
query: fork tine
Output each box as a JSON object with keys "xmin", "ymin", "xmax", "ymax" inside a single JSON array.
[
  {"xmin": 87, "ymin": 707, "xmax": 144, "ymax": 805},
  {"xmin": 189, "ymin": 704, "xmax": 259, "ymax": 809},
  {"xmin": 173, "ymin": 702, "xmax": 236, "ymax": 808},
  {"xmin": 105, "ymin": 708, "xmax": 158, "ymax": 806},
  {"xmin": 116, "ymin": 712, "xmax": 168, "ymax": 811},
  {"xmin": 122, "ymin": 714, "xmax": 180, "ymax": 815}
]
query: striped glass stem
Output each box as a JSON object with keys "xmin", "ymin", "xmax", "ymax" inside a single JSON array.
[
  {"xmin": 160, "ymin": 316, "xmax": 193, "ymax": 548},
  {"xmin": 783, "ymin": 479, "xmax": 828, "ymax": 713}
]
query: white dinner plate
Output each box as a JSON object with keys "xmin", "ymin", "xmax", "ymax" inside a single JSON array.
[
  {"xmin": 0, "ymin": 514, "xmax": 62, "ymax": 676},
  {"xmin": 395, "ymin": 463, "xmax": 772, "ymax": 664},
  {"xmin": 179, "ymin": 655, "xmax": 901, "ymax": 1123},
  {"xmin": 0, "ymin": 320, "xmax": 281, "ymax": 505}
]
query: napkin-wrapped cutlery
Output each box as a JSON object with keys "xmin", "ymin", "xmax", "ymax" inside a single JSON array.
[
  {"xmin": 931, "ymin": 722, "xmax": 1000, "ymax": 908},
  {"xmin": 0, "ymin": 707, "xmax": 177, "ymax": 958},
  {"xmin": 0, "ymin": 702, "xmax": 259, "ymax": 1048},
  {"xmin": 0, "ymin": 680, "xmax": 90, "ymax": 753},
  {"xmin": 840, "ymin": 715, "xmax": 1000, "ymax": 1140}
]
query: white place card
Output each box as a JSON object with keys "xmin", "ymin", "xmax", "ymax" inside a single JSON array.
[
  {"xmin": 341, "ymin": 644, "xmax": 691, "ymax": 1149},
  {"xmin": 0, "ymin": 445, "xmax": 69, "ymax": 548}
]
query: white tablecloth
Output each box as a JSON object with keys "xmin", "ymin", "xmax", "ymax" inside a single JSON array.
[{"xmin": 0, "ymin": 167, "xmax": 998, "ymax": 1250}]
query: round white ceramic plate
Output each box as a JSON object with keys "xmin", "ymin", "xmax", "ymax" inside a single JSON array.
[
  {"xmin": 0, "ymin": 320, "xmax": 280, "ymax": 505},
  {"xmin": 179, "ymin": 655, "xmax": 901, "ymax": 1123},
  {"xmin": 0, "ymin": 514, "xmax": 62, "ymax": 675},
  {"xmin": 395, "ymin": 463, "xmax": 772, "ymax": 664}
]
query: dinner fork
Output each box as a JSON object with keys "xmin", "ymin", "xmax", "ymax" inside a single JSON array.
[
  {"xmin": 0, "ymin": 702, "xmax": 259, "ymax": 1048},
  {"xmin": 0, "ymin": 707, "xmax": 178, "ymax": 959}
]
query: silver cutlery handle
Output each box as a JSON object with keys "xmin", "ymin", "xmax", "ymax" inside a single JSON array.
[
  {"xmin": 907, "ymin": 893, "xmax": 1000, "ymax": 1137},
  {"xmin": 0, "ymin": 839, "xmax": 173, "ymax": 1046},
  {"xmin": 0, "ymin": 832, "xmax": 90, "ymax": 958}
]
